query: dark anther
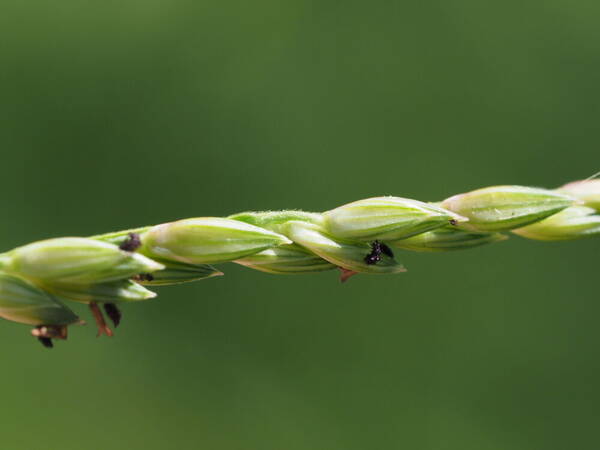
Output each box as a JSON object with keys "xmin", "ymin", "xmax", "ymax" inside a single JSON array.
[
  {"xmin": 364, "ymin": 240, "xmax": 394, "ymax": 265},
  {"xmin": 104, "ymin": 303, "xmax": 122, "ymax": 328},
  {"xmin": 119, "ymin": 233, "xmax": 142, "ymax": 252},
  {"xmin": 132, "ymin": 273, "xmax": 154, "ymax": 282},
  {"xmin": 32, "ymin": 324, "xmax": 67, "ymax": 340},
  {"xmin": 38, "ymin": 337, "xmax": 53, "ymax": 349},
  {"xmin": 449, "ymin": 219, "xmax": 458, "ymax": 226},
  {"xmin": 134, "ymin": 273, "xmax": 154, "ymax": 282}
]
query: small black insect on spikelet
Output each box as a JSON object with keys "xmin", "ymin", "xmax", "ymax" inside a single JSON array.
[
  {"xmin": 379, "ymin": 242, "xmax": 394, "ymax": 258},
  {"xmin": 119, "ymin": 233, "xmax": 142, "ymax": 252},
  {"xmin": 103, "ymin": 303, "xmax": 122, "ymax": 328},
  {"xmin": 364, "ymin": 240, "xmax": 394, "ymax": 265}
]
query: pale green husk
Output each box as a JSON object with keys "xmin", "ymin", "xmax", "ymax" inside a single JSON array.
[
  {"xmin": 323, "ymin": 196, "xmax": 466, "ymax": 241},
  {"xmin": 0, "ymin": 272, "xmax": 80, "ymax": 326},
  {"xmin": 441, "ymin": 186, "xmax": 575, "ymax": 232},
  {"xmin": 391, "ymin": 227, "xmax": 508, "ymax": 252},
  {"xmin": 512, "ymin": 206, "xmax": 600, "ymax": 241},
  {"xmin": 43, "ymin": 279, "xmax": 157, "ymax": 304},
  {"xmin": 558, "ymin": 180, "xmax": 600, "ymax": 211},
  {"xmin": 140, "ymin": 217, "xmax": 292, "ymax": 265},
  {"xmin": 230, "ymin": 211, "xmax": 334, "ymax": 274},
  {"xmin": 282, "ymin": 221, "xmax": 406, "ymax": 274},
  {"xmin": 92, "ymin": 227, "xmax": 222, "ymax": 285},
  {"xmin": 229, "ymin": 210, "xmax": 324, "ymax": 234},
  {"xmin": 234, "ymin": 244, "xmax": 335, "ymax": 274},
  {"xmin": 139, "ymin": 259, "xmax": 224, "ymax": 286},
  {"xmin": 2, "ymin": 237, "xmax": 164, "ymax": 285}
]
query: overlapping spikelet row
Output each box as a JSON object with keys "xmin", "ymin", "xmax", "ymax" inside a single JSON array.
[{"xmin": 0, "ymin": 180, "xmax": 598, "ymax": 347}]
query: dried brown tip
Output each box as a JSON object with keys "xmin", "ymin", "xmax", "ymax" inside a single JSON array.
[
  {"xmin": 339, "ymin": 268, "xmax": 359, "ymax": 283},
  {"xmin": 103, "ymin": 303, "xmax": 122, "ymax": 328},
  {"xmin": 119, "ymin": 233, "xmax": 142, "ymax": 252},
  {"xmin": 89, "ymin": 302, "xmax": 114, "ymax": 337},
  {"xmin": 31, "ymin": 325, "xmax": 69, "ymax": 348},
  {"xmin": 31, "ymin": 325, "xmax": 68, "ymax": 340}
]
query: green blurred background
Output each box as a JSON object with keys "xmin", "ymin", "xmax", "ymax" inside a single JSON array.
[{"xmin": 0, "ymin": 1, "xmax": 598, "ymax": 449}]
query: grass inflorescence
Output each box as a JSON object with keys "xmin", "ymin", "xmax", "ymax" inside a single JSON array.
[{"xmin": 0, "ymin": 180, "xmax": 598, "ymax": 348}]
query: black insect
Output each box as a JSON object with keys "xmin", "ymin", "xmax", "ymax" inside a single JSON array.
[
  {"xmin": 103, "ymin": 303, "xmax": 122, "ymax": 328},
  {"xmin": 119, "ymin": 233, "xmax": 142, "ymax": 252},
  {"xmin": 364, "ymin": 240, "xmax": 394, "ymax": 265}
]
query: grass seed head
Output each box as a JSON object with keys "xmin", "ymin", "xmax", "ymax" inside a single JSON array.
[{"xmin": 0, "ymin": 179, "xmax": 595, "ymax": 343}]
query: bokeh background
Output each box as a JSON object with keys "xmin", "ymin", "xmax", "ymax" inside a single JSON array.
[{"xmin": 0, "ymin": 1, "xmax": 598, "ymax": 449}]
